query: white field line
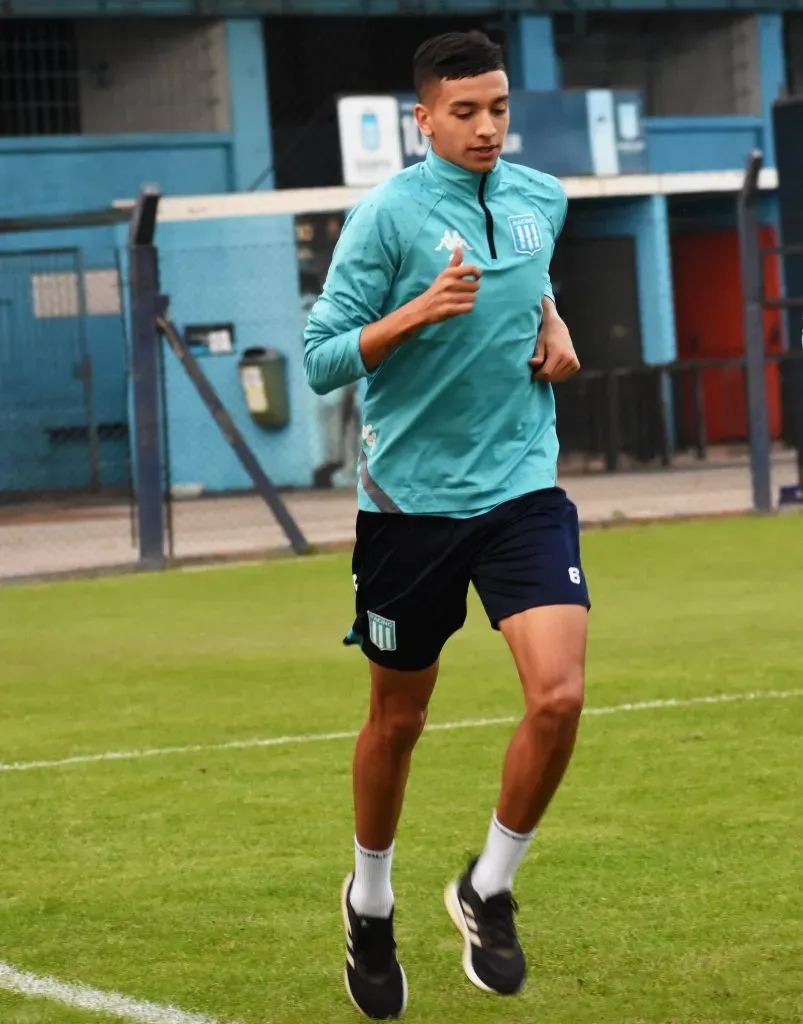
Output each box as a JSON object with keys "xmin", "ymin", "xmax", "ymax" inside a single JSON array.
[
  {"xmin": 1, "ymin": 689, "xmax": 800, "ymax": 776},
  {"xmin": 0, "ymin": 960, "xmax": 234, "ymax": 1024}
]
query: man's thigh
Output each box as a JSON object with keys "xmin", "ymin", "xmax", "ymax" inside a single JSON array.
[
  {"xmin": 345, "ymin": 511, "xmax": 472, "ymax": 671},
  {"xmin": 471, "ymin": 488, "xmax": 590, "ymax": 630}
]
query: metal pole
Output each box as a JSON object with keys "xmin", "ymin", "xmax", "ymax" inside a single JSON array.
[
  {"xmin": 74, "ymin": 247, "xmax": 102, "ymax": 492},
  {"xmin": 129, "ymin": 185, "xmax": 166, "ymax": 569},
  {"xmin": 736, "ymin": 151, "xmax": 773, "ymax": 513}
]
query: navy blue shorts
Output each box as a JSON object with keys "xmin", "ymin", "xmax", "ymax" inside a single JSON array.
[{"xmin": 345, "ymin": 487, "xmax": 590, "ymax": 671}]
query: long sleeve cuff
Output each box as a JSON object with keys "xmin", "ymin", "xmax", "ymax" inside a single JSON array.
[{"xmin": 304, "ymin": 326, "xmax": 369, "ymax": 396}]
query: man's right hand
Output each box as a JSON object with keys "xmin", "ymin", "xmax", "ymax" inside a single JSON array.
[
  {"xmin": 413, "ymin": 247, "xmax": 482, "ymax": 325},
  {"xmin": 358, "ymin": 247, "xmax": 482, "ymax": 372}
]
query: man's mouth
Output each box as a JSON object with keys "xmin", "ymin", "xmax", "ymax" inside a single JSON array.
[{"xmin": 471, "ymin": 146, "xmax": 499, "ymax": 158}]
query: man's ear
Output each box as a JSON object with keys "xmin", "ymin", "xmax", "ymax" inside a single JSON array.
[{"xmin": 414, "ymin": 103, "xmax": 433, "ymax": 138}]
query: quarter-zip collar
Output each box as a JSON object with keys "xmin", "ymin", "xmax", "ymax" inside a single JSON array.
[{"xmin": 424, "ymin": 146, "xmax": 503, "ymax": 199}]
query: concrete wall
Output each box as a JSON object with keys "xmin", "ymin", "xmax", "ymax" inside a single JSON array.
[
  {"xmin": 76, "ymin": 18, "xmax": 230, "ymax": 134},
  {"xmin": 557, "ymin": 13, "xmax": 761, "ymax": 117}
]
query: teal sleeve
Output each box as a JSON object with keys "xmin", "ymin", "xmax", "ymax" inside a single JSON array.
[
  {"xmin": 543, "ymin": 273, "xmax": 555, "ymax": 303},
  {"xmin": 543, "ymin": 188, "xmax": 568, "ymax": 306},
  {"xmin": 303, "ymin": 198, "xmax": 400, "ymax": 396}
]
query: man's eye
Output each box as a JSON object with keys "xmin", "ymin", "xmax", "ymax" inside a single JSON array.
[
  {"xmin": 492, "ymin": 108, "xmax": 508, "ymax": 117},
  {"xmin": 455, "ymin": 112, "xmax": 473, "ymax": 120}
]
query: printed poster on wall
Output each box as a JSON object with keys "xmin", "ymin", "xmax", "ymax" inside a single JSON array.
[
  {"xmin": 337, "ymin": 95, "xmax": 404, "ymax": 188},
  {"xmin": 295, "ymin": 210, "xmax": 363, "ymax": 490}
]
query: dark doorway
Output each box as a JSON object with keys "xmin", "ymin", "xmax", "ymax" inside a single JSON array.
[
  {"xmin": 263, "ymin": 16, "xmax": 507, "ymax": 190},
  {"xmin": 551, "ymin": 235, "xmax": 642, "ymax": 370},
  {"xmin": 549, "ymin": 234, "xmax": 666, "ymax": 463}
]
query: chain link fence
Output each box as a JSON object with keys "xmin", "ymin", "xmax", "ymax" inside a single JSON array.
[{"xmin": 2, "ymin": 11, "xmax": 802, "ymax": 584}]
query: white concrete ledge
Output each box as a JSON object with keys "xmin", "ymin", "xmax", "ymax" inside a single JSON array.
[{"xmin": 113, "ymin": 167, "xmax": 779, "ymax": 224}]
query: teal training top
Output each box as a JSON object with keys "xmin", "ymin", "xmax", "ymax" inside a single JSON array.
[{"xmin": 303, "ymin": 147, "xmax": 568, "ymax": 517}]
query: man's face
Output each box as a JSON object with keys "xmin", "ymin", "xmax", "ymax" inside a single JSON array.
[{"xmin": 414, "ymin": 70, "xmax": 510, "ymax": 174}]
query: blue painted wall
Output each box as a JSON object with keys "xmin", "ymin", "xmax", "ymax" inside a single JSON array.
[
  {"xmin": 0, "ymin": 134, "xmax": 233, "ymax": 219},
  {"xmin": 0, "ymin": 135, "xmax": 233, "ymax": 493},
  {"xmin": 153, "ymin": 215, "xmax": 314, "ymax": 491},
  {"xmin": 646, "ymin": 118, "xmax": 765, "ymax": 173}
]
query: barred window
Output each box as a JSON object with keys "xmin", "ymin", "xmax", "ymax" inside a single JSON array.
[
  {"xmin": 0, "ymin": 17, "xmax": 227, "ymax": 138},
  {"xmin": 0, "ymin": 20, "xmax": 81, "ymax": 136}
]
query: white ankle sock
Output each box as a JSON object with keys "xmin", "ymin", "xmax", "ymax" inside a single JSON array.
[
  {"xmin": 471, "ymin": 813, "xmax": 536, "ymax": 901},
  {"xmin": 349, "ymin": 838, "xmax": 395, "ymax": 918}
]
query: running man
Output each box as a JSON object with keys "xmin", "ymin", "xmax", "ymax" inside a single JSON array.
[{"xmin": 304, "ymin": 30, "xmax": 588, "ymax": 1019}]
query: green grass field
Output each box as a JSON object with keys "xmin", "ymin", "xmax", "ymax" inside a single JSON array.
[{"xmin": 1, "ymin": 516, "xmax": 801, "ymax": 1024}]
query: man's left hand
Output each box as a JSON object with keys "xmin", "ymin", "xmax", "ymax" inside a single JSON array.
[{"xmin": 530, "ymin": 307, "xmax": 581, "ymax": 384}]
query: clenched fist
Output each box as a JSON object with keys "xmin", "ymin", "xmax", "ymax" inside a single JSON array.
[{"xmin": 413, "ymin": 246, "xmax": 482, "ymax": 325}]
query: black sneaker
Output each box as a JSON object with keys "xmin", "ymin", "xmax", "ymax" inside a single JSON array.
[
  {"xmin": 341, "ymin": 874, "xmax": 408, "ymax": 1019},
  {"xmin": 444, "ymin": 858, "xmax": 526, "ymax": 995}
]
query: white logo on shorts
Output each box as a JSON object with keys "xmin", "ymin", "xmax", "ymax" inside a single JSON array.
[
  {"xmin": 368, "ymin": 611, "xmax": 397, "ymax": 652},
  {"xmin": 568, "ymin": 567, "xmax": 582, "ymax": 585}
]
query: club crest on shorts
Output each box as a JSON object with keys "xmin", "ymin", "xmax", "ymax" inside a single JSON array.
[
  {"xmin": 368, "ymin": 611, "xmax": 397, "ymax": 652},
  {"xmin": 509, "ymin": 214, "xmax": 542, "ymax": 256}
]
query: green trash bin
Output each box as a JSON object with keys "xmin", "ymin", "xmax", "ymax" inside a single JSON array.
[{"xmin": 238, "ymin": 347, "xmax": 289, "ymax": 430}]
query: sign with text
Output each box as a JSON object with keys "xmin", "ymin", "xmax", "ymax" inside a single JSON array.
[
  {"xmin": 338, "ymin": 89, "xmax": 647, "ymax": 188},
  {"xmin": 337, "ymin": 95, "xmax": 405, "ymax": 188}
]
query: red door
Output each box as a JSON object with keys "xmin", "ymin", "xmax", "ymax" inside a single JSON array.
[{"xmin": 672, "ymin": 227, "xmax": 783, "ymax": 443}]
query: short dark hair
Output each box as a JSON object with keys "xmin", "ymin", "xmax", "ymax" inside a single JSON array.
[{"xmin": 413, "ymin": 31, "xmax": 506, "ymax": 100}]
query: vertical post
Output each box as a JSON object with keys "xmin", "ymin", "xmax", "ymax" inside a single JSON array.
[
  {"xmin": 226, "ymin": 19, "xmax": 274, "ymax": 191},
  {"xmin": 757, "ymin": 14, "xmax": 785, "ymax": 171},
  {"xmin": 74, "ymin": 247, "xmax": 102, "ymax": 491},
  {"xmin": 510, "ymin": 14, "xmax": 560, "ymax": 92},
  {"xmin": 656, "ymin": 369, "xmax": 672, "ymax": 467},
  {"xmin": 692, "ymin": 365, "xmax": 708, "ymax": 461},
  {"xmin": 737, "ymin": 151, "xmax": 773, "ymax": 513},
  {"xmin": 129, "ymin": 185, "xmax": 166, "ymax": 569},
  {"xmin": 636, "ymin": 195, "xmax": 678, "ymax": 367}
]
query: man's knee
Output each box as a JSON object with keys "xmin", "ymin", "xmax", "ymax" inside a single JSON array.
[
  {"xmin": 369, "ymin": 705, "xmax": 428, "ymax": 753},
  {"xmin": 525, "ymin": 666, "xmax": 585, "ymax": 728},
  {"xmin": 366, "ymin": 661, "xmax": 438, "ymax": 754}
]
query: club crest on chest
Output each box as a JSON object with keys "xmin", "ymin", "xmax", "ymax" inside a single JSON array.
[{"xmin": 508, "ymin": 214, "xmax": 542, "ymax": 257}]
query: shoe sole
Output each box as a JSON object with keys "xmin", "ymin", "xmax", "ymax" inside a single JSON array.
[
  {"xmin": 444, "ymin": 880, "xmax": 524, "ymax": 996},
  {"xmin": 341, "ymin": 873, "xmax": 409, "ymax": 1020}
]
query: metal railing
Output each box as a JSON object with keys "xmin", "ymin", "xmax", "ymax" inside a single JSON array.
[{"xmin": 555, "ymin": 351, "xmax": 803, "ymax": 481}]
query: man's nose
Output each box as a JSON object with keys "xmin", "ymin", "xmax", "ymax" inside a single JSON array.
[{"xmin": 475, "ymin": 112, "xmax": 496, "ymax": 138}]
